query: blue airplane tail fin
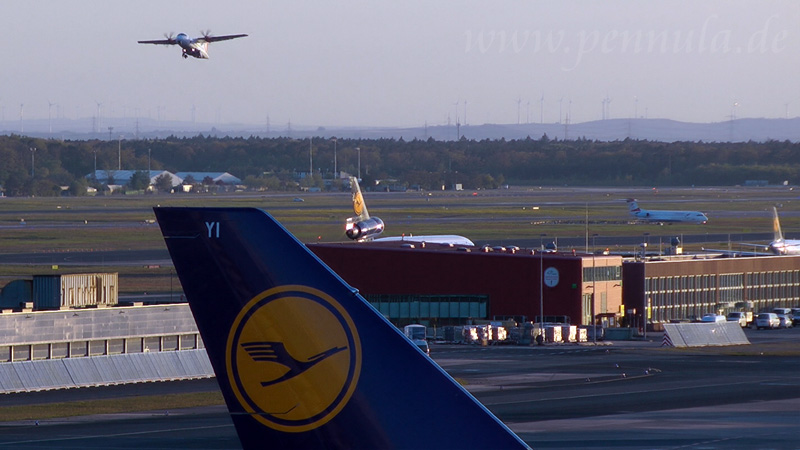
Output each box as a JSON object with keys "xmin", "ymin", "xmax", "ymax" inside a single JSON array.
[{"xmin": 154, "ymin": 207, "xmax": 530, "ymax": 450}]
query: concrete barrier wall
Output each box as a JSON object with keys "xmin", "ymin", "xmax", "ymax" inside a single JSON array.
[
  {"xmin": 0, "ymin": 304, "xmax": 197, "ymax": 347},
  {"xmin": 663, "ymin": 322, "xmax": 749, "ymax": 347},
  {"xmin": 0, "ymin": 349, "xmax": 213, "ymax": 394}
]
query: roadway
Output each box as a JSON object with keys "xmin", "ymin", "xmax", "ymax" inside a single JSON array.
[{"xmin": 2, "ymin": 327, "xmax": 799, "ymax": 449}]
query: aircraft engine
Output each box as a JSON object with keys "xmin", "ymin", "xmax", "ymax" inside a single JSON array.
[{"xmin": 345, "ymin": 217, "xmax": 385, "ymax": 240}]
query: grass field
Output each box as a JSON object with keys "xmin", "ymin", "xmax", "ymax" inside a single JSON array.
[{"xmin": 0, "ymin": 391, "xmax": 225, "ymax": 422}]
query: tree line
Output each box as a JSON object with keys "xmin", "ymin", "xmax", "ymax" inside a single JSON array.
[{"xmin": 0, "ymin": 133, "xmax": 798, "ymax": 196}]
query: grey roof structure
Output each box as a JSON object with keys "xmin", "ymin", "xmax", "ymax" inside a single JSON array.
[{"xmin": 85, "ymin": 170, "xmax": 183, "ymax": 187}]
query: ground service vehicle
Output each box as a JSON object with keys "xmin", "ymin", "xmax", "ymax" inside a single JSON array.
[{"xmin": 726, "ymin": 312, "xmax": 748, "ymax": 327}]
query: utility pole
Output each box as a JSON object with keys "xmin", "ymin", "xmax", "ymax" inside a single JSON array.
[
  {"xmin": 118, "ymin": 136, "xmax": 122, "ymax": 171},
  {"xmin": 332, "ymin": 138, "xmax": 338, "ymax": 177},
  {"xmin": 29, "ymin": 147, "xmax": 36, "ymax": 178}
]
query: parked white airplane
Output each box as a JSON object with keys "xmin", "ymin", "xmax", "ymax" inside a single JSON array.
[
  {"xmin": 627, "ymin": 199, "xmax": 708, "ymax": 224},
  {"xmin": 345, "ymin": 177, "xmax": 385, "ymax": 241},
  {"xmin": 138, "ymin": 31, "xmax": 247, "ymax": 59},
  {"xmin": 703, "ymin": 207, "xmax": 799, "ymax": 256},
  {"xmin": 767, "ymin": 207, "xmax": 800, "ymax": 255},
  {"xmin": 345, "ymin": 177, "xmax": 474, "ymax": 246}
]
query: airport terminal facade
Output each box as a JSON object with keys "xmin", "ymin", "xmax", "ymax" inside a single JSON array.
[
  {"xmin": 309, "ymin": 242, "xmax": 625, "ymax": 327},
  {"xmin": 623, "ymin": 255, "xmax": 800, "ymax": 328},
  {"xmin": 311, "ymin": 243, "xmax": 800, "ymax": 330}
]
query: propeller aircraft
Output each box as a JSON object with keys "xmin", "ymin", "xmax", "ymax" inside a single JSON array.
[{"xmin": 138, "ymin": 31, "xmax": 247, "ymax": 59}]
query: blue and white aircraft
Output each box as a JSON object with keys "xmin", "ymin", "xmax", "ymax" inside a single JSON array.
[
  {"xmin": 138, "ymin": 31, "xmax": 247, "ymax": 59},
  {"xmin": 154, "ymin": 207, "xmax": 530, "ymax": 449},
  {"xmin": 627, "ymin": 198, "xmax": 708, "ymax": 224}
]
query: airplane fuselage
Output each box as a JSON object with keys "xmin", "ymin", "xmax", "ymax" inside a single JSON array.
[
  {"xmin": 627, "ymin": 199, "xmax": 707, "ymax": 224},
  {"xmin": 175, "ymin": 33, "xmax": 209, "ymax": 59},
  {"xmin": 769, "ymin": 239, "xmax": 800, "ymax": 255},
  {"xmin": 630, "ymin": 209, "xmax": 708, "ymax": 223}
]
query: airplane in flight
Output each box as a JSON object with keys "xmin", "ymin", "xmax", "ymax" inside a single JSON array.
[
  {"xmin": 627, "ymin": 198, "xmax": 708, "ymax": 224},
  {"xmin": 346, "ymin": 176, "xmax": 475, "ymax": 246},
  {"xmin": 154, "ymin": 206, "xmax": 531, "ymax": 450},
  {"xmin": 137, "ymin": 31, "xmax": 247, "ymax": 59}
]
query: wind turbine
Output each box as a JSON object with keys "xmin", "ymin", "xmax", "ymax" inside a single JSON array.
[
  {"xmin": 95, "ymin": 101, "xmax": 103, "ymax": 133},
  {"xmin": 601, "ymin": 95, "xmax": 612, "ymax": 120},
  {"xmin": 540, "ymin": 94, "xmax": 544, "ymax": 124},
  {"xmin": 48, "ymin": 100, "xmax": 56, "ymax": 133},
  {"xmin": 526, "ymin": 100, "xmax": 530, "ymax": 124}
]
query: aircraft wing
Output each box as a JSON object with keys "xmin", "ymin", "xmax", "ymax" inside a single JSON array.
[
  {"xmin": 137, "ymin": 38, "xmax": 176, "ymax": 45},
  {"xmin": 701, "ymin": 246, "xmax": 771, "ymax": 257},
  {"xmin": 198, "ymin": 33, "xmax": 248, "ymax": 43}
]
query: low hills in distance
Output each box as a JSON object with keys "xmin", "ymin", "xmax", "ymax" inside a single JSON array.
[{"xmin": 3, "ymin": 117, "xmax": 800, "ymax": 143}]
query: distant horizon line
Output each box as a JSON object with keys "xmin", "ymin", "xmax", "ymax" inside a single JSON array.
[{"xmin": 2, "ymin": 115, "xmax": 799, "ymax": 135}]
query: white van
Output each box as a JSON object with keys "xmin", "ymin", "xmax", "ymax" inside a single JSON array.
[{"xmin": 726, "ymin": 312, "xmax": 748, "ymax": 327}]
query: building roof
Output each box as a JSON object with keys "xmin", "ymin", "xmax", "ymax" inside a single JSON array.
[
  {"xmin": 86, "ymin": 170, "xmax": 183, "ymax": 187},
  {"xmin": 174, "ymin": 172, "xmax": 242, "ymax": 185}
]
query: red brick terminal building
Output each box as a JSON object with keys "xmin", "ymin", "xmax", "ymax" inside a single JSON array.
[{"xmin": 309, "ymin": 241, "xmax": 624, "ymax": 327}]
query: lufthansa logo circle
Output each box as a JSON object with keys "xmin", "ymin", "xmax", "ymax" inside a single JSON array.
[{"xmin": 226, "ymin": 286, "xmax": 361, "ymax": 432}]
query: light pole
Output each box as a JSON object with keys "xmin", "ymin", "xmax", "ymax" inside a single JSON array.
[
  {"xmin": 642, "ymin": 232, "xmax": 650, "ymax": 338},
  {"xmin": 356, "ymin": 147, "xmax": 361, "ymax": 180},
  {"xmin": 29, "ymin": 147, "xmax": 36, "ymax": 178},
  {"xmin": 332, "ymin": 138, "xmax": 337, "ymax": 177},
  {"xmin": 539, "ymin": 233, "xmax": 547, "ymax": 336},
  {"xmin": 117, "ymin": 136, "xmax": 122, "ymax": 171},
  {"xmin": 148, "ymin": 148, "xmax": 151, "ymax": 173},
  {"xmin": 592, "ymin": 241, "xmax": 597, "ymax": 343}
]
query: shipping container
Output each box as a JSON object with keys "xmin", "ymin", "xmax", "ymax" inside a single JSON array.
[{"xmin": 33, "ymin": 273, "xmax": 118, "ymax": 309}]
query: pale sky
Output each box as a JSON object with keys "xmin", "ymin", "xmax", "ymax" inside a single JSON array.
[{"xmin": 2, "ymin": 1, "xmax": 799, "ymax": 129}]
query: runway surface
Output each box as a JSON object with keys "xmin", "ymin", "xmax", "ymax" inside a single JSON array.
[{"xmin": 2, "ymin": 327, "xmax": 799, "ymax": 449}]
